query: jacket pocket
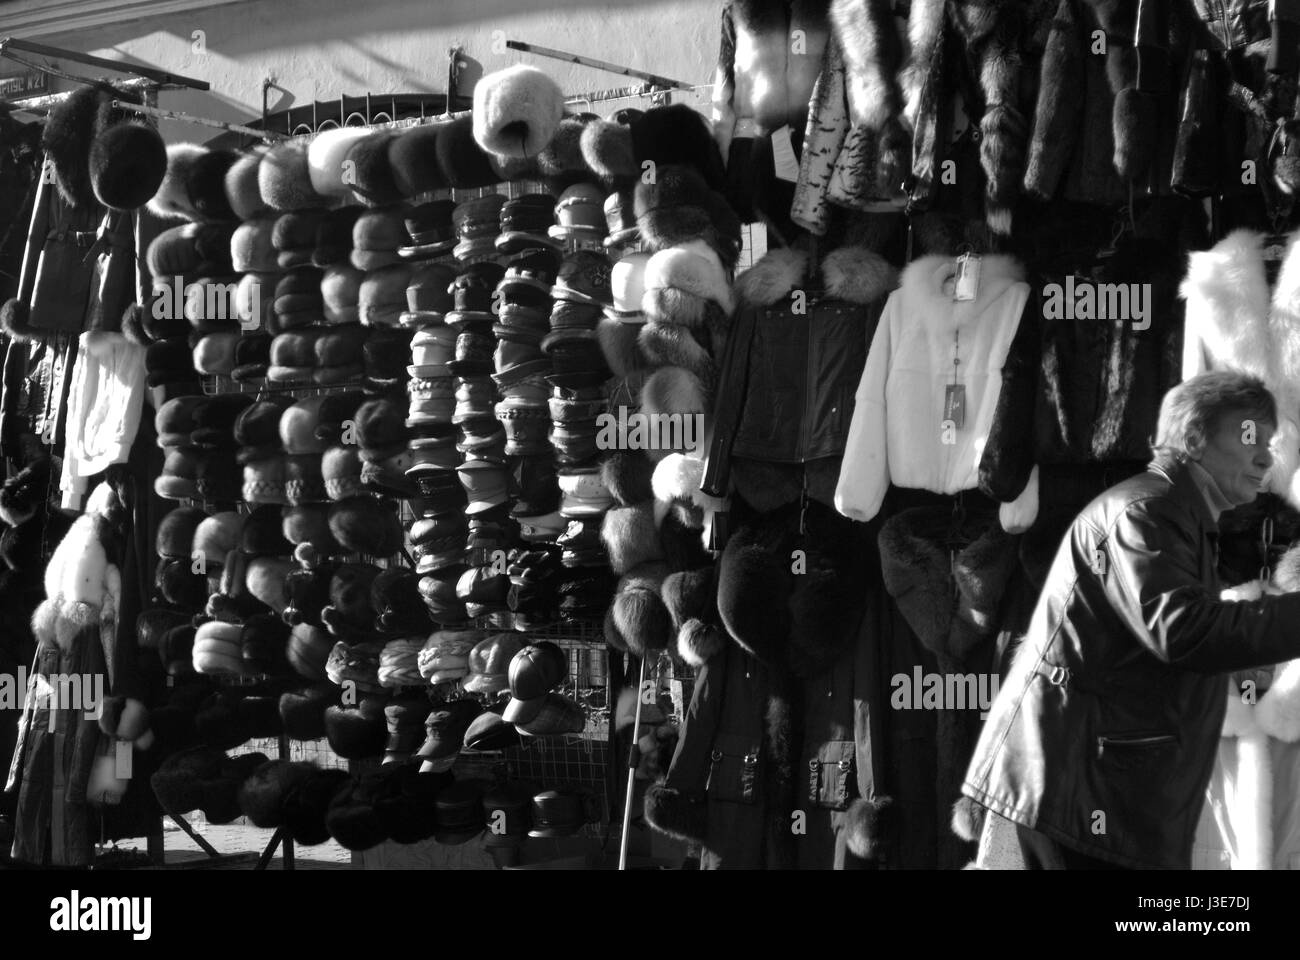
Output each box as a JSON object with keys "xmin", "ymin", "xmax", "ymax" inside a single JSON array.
[
  {"xmin": 1094, "ymin": 732, "xmax": 1177, "ymax": 762},
  {"xmin": 805, "ymin": 739, "xmax": 856, "ymax": 810},
  {"xmin": 705, "ymin": 732, "xmax": 761, "ymax": 804}
]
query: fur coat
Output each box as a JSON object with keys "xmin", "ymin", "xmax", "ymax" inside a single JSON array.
[
  {"xmin": 711, "ymin": 0, "xmax": 833, "ymax": 157},
  {"xmin": 8, "ymin": 481, "xmax": 152, "ymax": 866},
  {"xmin": 1195, "ymin": 579, "xmax": 1300, "ymax": 870},
  {"xmin": 1180, "ymin": 229, "xmax": 1300, "ymax": 508},
  {"xmin": 835, "ymin": 253, "xmax": 1039, "ymax": 532}
]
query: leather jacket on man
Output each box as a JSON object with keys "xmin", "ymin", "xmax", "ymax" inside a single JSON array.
[{"xmin": 962, "ymin": 453, "xmax": 1300, "ymax": 868}]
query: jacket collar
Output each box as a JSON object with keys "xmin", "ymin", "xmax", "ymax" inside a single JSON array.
[
  {"xmin": 734, "ymin": 246, "xmax": 898, "ymax": 307},
  {"xmin": 898, "ymin": 253, "xmax": 1026, "ymax": 325},
  {"xmin": 1149, "ymin": 455, "xmax": 1220, "ymax": 535}
]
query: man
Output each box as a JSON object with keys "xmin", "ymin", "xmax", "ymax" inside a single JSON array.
[{"xmin": 962, "ymin": 371, "xmax": 1300, "ymax": 869}]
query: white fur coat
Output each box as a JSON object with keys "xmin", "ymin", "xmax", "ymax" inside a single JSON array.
[
  {"xmin": 1205, "ymin": 581, "xmax": 1300, "ymax": 869},
  {"xmin": 1181, "ymin": 229, "xmax": 1300, "ymax": 507}
]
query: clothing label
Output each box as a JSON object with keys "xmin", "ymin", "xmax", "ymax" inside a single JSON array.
[
  {"xmin": 944, "ymin": 384, "xmax": 966, "ymax": 429},
  {"xmin": 771, "ymin": 126, "xmax": 800, "ymax": 183},
  {"xmin": 116, "ymin": 740, "xmax": 132, "ymax": 780},
  {"xmin": 954, "ymin": 254, "xmax": 981, "ymax": 301}
]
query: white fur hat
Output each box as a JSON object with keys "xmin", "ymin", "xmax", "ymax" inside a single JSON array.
[
  {"xmin": 472, "ymin": 64, "xmax": 565, "ymax": 159},
  {"xmin": 308, "ymin": 127, "xmax": 372, "ymax": 198}
]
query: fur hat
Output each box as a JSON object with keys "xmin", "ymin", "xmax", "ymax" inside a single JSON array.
[
  {"xmin": 320, "ymin": 562, "xmax": 381, "ymax": 637},
  {"xmin": 279, "ymin": 683, "xmax": 341, "ymax": 741},
  {"xmin": 307, "ymin": 126, "xmax": 372, "ymax": 198},
  {"xmin": 157, "ymin": 506, "xmax": 208, "ymax": 560},
  {"xmin": 42, "ymin": 83, "xmax": 136, "ymax": 208},
  {"xmin": 148, "ymin": 143, "xmax": 207, "ymax": 221},
  {"xmin": 328, "ymin": 496, "xmax": 404, "ymax": 556},
  {"xmin": 193, "ymin": 511, "xmax": 242, "ymax": 569},
  {"xmin": 345, "ymin": 132, "xmax": 404, "ymax": 206},
  {"xmin": 224, "ymin": 147, "xmax": 272, "ymax": 220},
  {"xmin": 435, "ymin": 116, "xmax": 501, "ymax": 189},
  {"xmin": 661, "ymin": 567, "xmax": 724, "ymax": 666},
  {"xmin": 281, "ymin": 504, "xmax": 342, "ymax": 556},
  {"xmin": 89, "ymin": 121, "xmax": 168, "ymax": 211},
  {"xmin": 643, "ymin": 241, "xmax": 735, "ymax": 322},
  {"xmin": 237, "ymin": 759, "xmax": 317, "ymax": 828},
  {"xmin": 388, "ymin": 124, "xmax": 450, "ymax": 197},
  {"xmin": 629, "ymin": 104, "xmax": 726, "ymax": 191},
  {"xmin": 878, "ymin": 507, "xmax": 1019, "ymax": 662},
  {"xmin": 259, "ymin": 140, "xmax": 326, "ymax": 212},
  {"xmin": 600, "ymin": 450, "xmax": 655, "ymax": 507},
  {"xmin": 325, "ymin": 698, "xmax": 388, "ymax": 761},
  {"xmin": 537, "ymin": 116, "xmax": 597, "ymax": 194},
  {"xmin": 283, "ymin": 767, "xmax": 352, "ymax": 845},
  {"xmin": 605, "ymin": 561, "xmax": 672, "ymax": 656},
  {"xmin": 473, "ymin": 65, "xmax": 565, "ymax": 160},
  {"xmin": 579, "ymin": 120, "xmax": 638, "ymax": 188},
  {"xmin": 600, "ymin": 502, "xmax": 664, "ymax": 574},
  {"xmin": 156, "ymin": 557, "xmax": 208, "ymax": 609},
  {"xmin": 354, "ymin": 397, "xmax": 410, "ymax": 459},
  {"xmin": 240, "ymin": 503, "xmax": 293, "ymax": 556}
]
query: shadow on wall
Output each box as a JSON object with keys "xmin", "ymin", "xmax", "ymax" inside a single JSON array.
[{"xmin": 38, "ymin": 0, "xmax": 715, "ymax": 142}]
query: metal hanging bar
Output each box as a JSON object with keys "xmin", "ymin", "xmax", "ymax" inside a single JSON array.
[
  {"xmin": 505, "ymin": 39, "xmax": 693, "ymax": 92},
  {"xmin": 111, "ymin": 100, "xmax": 289, "ymax": 141},
  {"xmin": 0, "ymin": 36, "xmax": 210, "ymax": 91}
]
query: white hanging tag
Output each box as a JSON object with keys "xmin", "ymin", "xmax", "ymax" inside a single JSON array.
[
  {"xmin": 954, "ymin": 253, "xmax": 981, "ymax": 301},
  {"xmin": 771, "ymin": 126, "xmax": 800, "ymax": 183}
]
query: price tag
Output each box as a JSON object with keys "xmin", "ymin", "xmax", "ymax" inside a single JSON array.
[
  {"xmin": 954, "ymin": 253, "xmax": 981, "ymax": 301},
  {"xmin": 771, "ymin": 126, "xmax": 800, "ymax": 183},
  {"xmin": 944, "ymin": 384, "xmax": 966, "ymax": 430},
  {"xmin": 115, "ymin": 740, "xmax": 132, "ymax": 780}
]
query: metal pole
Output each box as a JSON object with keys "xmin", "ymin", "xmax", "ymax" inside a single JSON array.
[
  {"xmin": 618, "ymin": 654, "xmax": 648, "ymax": 870},
  {"xmin": 505, "ymin": 40, "xmax": 693, "ymax": 92},
  {"xmin": 0, "ymin": 36, "xmax": 210, "ymax": 90},
  {"xmin": 111, "ymin": 100, "xmax": 288, "ymax": 141}
]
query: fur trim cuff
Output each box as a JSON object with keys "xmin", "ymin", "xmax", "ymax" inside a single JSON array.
[{"xmin": 643, "ymin": 782, "xmax": 708, "ymax": 844}]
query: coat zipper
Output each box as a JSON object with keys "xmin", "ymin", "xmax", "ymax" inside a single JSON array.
[
  {"xmin": 800, "ymin": 302, "xmax": 816, "ymax": 463},
  {"xmin": 1095, "ymin": 733, "xmax": 1176, "ymax": 759}
]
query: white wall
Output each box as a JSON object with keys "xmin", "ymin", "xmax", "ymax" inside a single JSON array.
[{"xmin": 22, "ymin": 0, "xmax": 721, "ymax": 144}]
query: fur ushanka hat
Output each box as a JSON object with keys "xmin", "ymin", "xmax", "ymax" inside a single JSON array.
[
  {"xmin": 260, "ymin": 139, "xmax": 327, "ymax": 212},
  {"xmin": 472, "ymin": 64, "xmax": 566, "ymax": 160},
  {"xmin": 90, "ymin": 121, "xmax": 167, "ymax": 212},
  {"xmin": 149, "ymin": 144, "xmax": 240, "ymax": 223},
  {"xmin": 877, "ymin": 505, "xmax": 1020, "ymax": 663},
  {"xmin": 580, "ymin": 103, "xmax": 727, "ymax": 192}
]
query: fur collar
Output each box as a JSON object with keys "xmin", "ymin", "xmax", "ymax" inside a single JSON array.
[
  {"xmin": 897, "ymin": 253, "xmax": 1026, "ymax": 319},
  {"xmin": 735, "ymin": 246, "xmax": 899, "ymax": 307}
]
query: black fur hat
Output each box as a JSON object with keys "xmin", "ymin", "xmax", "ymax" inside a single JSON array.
[
  {"xmin": 42, "ymin": 83, "xmax": 139, "ymax": 208},
  {"xmin": 346, "ymin": 131, "xmax": 404, "ymax": 206},
  {"xmin": 630, "ymin": 104, "xmax": 726, "ymax": 192},
  {"xmin": 434, "ymin": 116, "xmax": 501, "ymax": 190},
  {"xmin": 279, "ymin": 682, "xmax": 341, "ymax": 741},
  {"xmin": 89, "ymin": 121, "xmax": 168, "ymax": 212},
  {"xmin": 237, "ymin": 759, "xmax": 318, "ymax": 828},
  {"xmin": 325, "ymin": 772, "xmax": 390, "ymax": 850},
  {"xmin": 282, "ymin": 768, "xmax": 352, "ymax": 845}
]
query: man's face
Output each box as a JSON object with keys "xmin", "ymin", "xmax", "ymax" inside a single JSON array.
[{"xmin": 1194, "ymin": 411, "xmax": 1275, "ymax": 505}]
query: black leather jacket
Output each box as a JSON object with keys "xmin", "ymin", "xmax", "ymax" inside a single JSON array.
[{"xmin": 963, "ymin": 455, "xmax": 1300, "ymax": 868}]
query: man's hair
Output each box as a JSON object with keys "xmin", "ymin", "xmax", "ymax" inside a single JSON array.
[{"xmin": 1152, "ymin": 371, "xmax": 1277, "ymax": 463}]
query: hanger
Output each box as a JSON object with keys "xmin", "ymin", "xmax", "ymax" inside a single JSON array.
[{"xmin": 112, "ymin": 100, "xmax": 288, "ymax": 142}]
